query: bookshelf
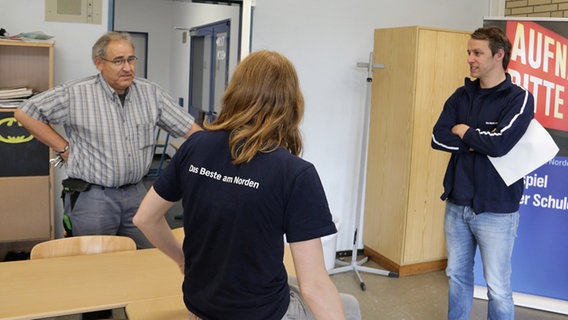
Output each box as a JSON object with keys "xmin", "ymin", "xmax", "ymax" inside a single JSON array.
[{"xmin": 0, "ymin": 40, "xmax": 54, "ymax": 258}]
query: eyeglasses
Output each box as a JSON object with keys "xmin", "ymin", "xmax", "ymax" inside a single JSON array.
[{"xmin": 100, "ymin": 56, "xmax": 138, "ymax": 67}]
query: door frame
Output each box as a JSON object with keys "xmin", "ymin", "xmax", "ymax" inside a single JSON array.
[{"xmin": 188, "ymin": 19, "xmax": 231, "ymax": 124}]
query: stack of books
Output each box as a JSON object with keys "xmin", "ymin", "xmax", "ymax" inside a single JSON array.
[{"xmin": 0, "ymin": 87, "xmax": 33, "ymax": 108}]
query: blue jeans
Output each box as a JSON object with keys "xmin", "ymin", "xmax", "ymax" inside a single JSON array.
[{"xmin": 444, "ymin": 201, "xmax": 519, "ymax": 320}]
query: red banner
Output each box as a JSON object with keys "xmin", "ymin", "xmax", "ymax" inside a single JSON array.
[{"xmin": 507, "ymin": 20, "xmax": 568, "ymax": 132}]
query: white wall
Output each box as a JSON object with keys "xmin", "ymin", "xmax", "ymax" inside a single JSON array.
[
  {"xmin": 1, "ymin": 0, "xmax": 494, "ymax": 250},
  {"xmin": 113, "ymin": 0, "xmax": 241, "ymax": 153},
  {"xmin": 116, "ymin": 1, "xmax": 500, "ymax": 252},
  {"xmin": 251, "ymin": 0, "xmax": 490, "ymax": 250},
  {"xmin": 167, "ymin": 2, "xmax": 240, "ymax": 103},
  {"xmin": 113, "ymin": 0, "xmax": 175, "ymax": 90},
  {"xmin": 114, "ymin": 0, "xmax": 240, "ymax": 106}
]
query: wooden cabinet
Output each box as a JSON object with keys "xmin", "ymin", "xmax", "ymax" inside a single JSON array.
[
  {"xmin": 0, "ymin": 41, "xmax": 54, "ymax": 254},
  {"xmin": 363, "ymin": 27, "xmax": 470, "ymax": 276}
]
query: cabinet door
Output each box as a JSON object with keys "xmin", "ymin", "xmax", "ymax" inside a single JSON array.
[
  {"xmin": 402, "ymin": 29, "xmax": 470, "ymax": 264},
  {"xmin": 364, "ymin": 27, "xmax": 418, "ymax": 264},
  {"xmin": 0, "ymin": 176, "xmax": 51, "ymax": 241},
  {"xmin": 364, "ymin": 27, "xmax": 471, "ymax": 272}
]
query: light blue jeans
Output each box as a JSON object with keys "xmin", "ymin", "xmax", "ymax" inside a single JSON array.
[{"xmin": 444, "ymin": 201, "xmax": 519, "ymax": 320}]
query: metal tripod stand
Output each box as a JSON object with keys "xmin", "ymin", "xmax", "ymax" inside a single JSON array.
[{"xmin": 327, "ymin": 52, "xmax": 398, "ymax": 291}]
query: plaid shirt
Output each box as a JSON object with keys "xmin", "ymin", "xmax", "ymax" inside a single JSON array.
[{"xmin": 20, "ymin": 74, "xmax": 194, "ymax": 187}]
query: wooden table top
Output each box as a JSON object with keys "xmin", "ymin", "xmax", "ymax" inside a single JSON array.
[
  {"xmin": 0, "ymin": 248, "xmax": 182, "ymax": 320},
  {"xmin": 0, "ymin": 243, "xmax": 296, "ymax": 320}
]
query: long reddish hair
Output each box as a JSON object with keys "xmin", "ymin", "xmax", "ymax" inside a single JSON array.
[{"xmin": 205, "ymin": 50, "xmax": 304, "ymax": 164}]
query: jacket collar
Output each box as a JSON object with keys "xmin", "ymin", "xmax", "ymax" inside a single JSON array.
[{"xmin": 464, "ymin": 73, "xmax": 512, "ymax": 95}]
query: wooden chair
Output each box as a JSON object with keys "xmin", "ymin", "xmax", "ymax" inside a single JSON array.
[
  {"xmin": 30, "ymin": 235, "xmax": 137, "ymax": 259},
  {"xmin": 30, "ymin": 235, "xmax": 137, "ymax": 319}
]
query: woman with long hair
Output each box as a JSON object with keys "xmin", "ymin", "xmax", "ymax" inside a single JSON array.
[{"xmin": 134, "ymin": 50, "xmax": 360, "ymax": 320}]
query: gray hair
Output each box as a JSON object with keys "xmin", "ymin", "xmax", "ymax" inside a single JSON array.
[{"xmin": 91, "ymin": 32, "xmax": 135, "ymax": 64}]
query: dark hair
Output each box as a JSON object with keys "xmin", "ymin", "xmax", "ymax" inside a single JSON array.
[{"xmin": 471, "ymin": 26, "xmax": 512, "ymax": 70}]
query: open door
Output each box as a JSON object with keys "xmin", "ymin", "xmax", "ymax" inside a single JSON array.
[{"xmin": 188, "ymin": 19, "xmax": 231, "ymax": 124}]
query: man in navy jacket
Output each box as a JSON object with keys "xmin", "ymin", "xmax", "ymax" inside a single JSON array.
[{"xmin": 432, "ymin": 26, "xmax": 534, "ymax": 320}]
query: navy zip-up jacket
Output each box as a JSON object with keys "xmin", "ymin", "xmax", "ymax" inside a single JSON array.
[{"xmin": 432, "ymin": 73, "xmax": 534, "ymax": 214}]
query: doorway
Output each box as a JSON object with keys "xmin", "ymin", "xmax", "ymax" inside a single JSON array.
[
  {"xmin": 188, "ymin": 19, "xmax": 231, "ymax": 124},
  {"xmin": 115, "ymin": 31, "xmax": 148, "ymax": 78}
]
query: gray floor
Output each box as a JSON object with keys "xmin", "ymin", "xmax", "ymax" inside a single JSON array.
[{"xmin": 328, "ymin": 258, "xmax": 567, "ymax": 320}]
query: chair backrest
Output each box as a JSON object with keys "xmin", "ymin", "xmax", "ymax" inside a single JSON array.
[{"xmin": 30, "ymin": 235, "xmax": 137, "ymax": 260}]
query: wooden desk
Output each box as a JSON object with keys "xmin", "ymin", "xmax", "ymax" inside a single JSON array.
[
  {"xmin": 126, "ymin": 245, "xmax": 296, "ymax": 320},
  {"xmin": 0, "ymin": 248, "xmax": 182, "ymax": 320}
]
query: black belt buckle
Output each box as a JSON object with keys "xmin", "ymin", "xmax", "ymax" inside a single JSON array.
[{"xmin": 62, "ymin": 178, "xmax": 91, "ymax": 193}]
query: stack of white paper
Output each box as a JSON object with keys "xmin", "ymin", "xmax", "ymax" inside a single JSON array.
[{"xmin": 0, "ymin": 87, "xmax": 33, "ymax": 108}]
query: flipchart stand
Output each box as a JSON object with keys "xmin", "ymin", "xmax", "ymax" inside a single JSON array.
[{"xmin": 327, "ymin": 52, "xmax": 398, "ymax": 291}]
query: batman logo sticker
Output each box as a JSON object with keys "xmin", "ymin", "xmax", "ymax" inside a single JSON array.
[{"xmin": 0, "ymin": 117, "xmax": 34, "ymax": 144}]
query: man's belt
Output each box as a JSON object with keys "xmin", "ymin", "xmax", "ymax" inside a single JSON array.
[
  {"xmin": 90, "ymin": 183, "xmax": 138, "ymax": 190},
  {"xmin": 63, "ymin": 178, "xmax": 138, "ymax": 192}
]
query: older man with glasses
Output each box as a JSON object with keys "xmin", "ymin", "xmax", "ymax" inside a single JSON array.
[{"xmin": 15, "ymin": 31, "xmax": 201, "ymax": 251}]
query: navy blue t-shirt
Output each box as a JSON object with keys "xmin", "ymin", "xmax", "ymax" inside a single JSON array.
[{"xmin": 153, "ymin": 130, "xmax": 336, "ymax": 320}]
